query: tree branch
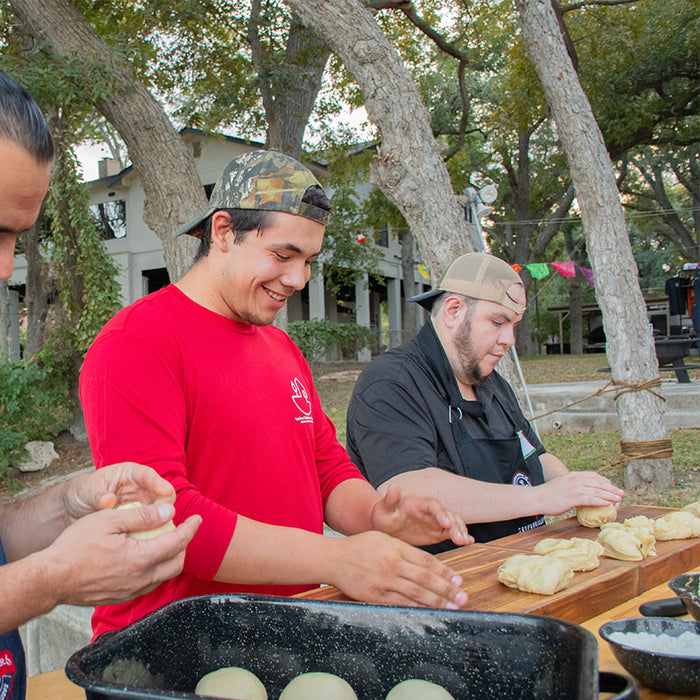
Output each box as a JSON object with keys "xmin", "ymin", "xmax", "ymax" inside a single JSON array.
[
  {"xmin": 247, "ymin": 0, "xmax": 277, "ymax": 146},
  {"xmin": 559, "ymin": 0, "xmax": 639, "ymax": 13},
  {"xmin": 441, "ymin": 61, "xmax": 471, "ymax": 161},
  {"xmin": 532, "ymin": 182, "xmax": 576, "ymax": 260}
]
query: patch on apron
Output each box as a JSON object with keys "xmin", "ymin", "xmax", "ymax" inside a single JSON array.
[{"xmin": 518, "ymin": 430, "xmax": 537, "ymax": 459}]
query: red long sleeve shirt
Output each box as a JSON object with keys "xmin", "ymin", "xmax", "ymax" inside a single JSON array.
[{"xmin": 80, "ymin": 285, "xmax": 363, "ymax": 637}]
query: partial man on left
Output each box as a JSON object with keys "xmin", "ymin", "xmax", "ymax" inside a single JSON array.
[{"xmin": 0, "ymin": 69, "xmax": 200, "ymax": 700}]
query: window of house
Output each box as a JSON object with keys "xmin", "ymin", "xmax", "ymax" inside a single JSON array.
[
  {"xmin": 142, "ymin": 267, "xmax": 170, "ymax": 294},
  {"xmin": 377, "ymin": 224, "xmax": 389, "ymax": 248},
  {"xmin": 90, "ymin": 199, "xmax": 127, "ymax": 239}
]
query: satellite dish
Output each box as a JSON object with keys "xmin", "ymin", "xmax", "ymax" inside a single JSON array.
[{"xmin": 479, "ymin": 184, "xmax": 498, "ymax": 204}]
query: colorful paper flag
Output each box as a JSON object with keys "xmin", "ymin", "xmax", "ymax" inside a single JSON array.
[
  {"xmin": 578, "ymin": 265, "xmax": 595, "ymax": 287},
  {"xmin": 551, "ymin": 261, "xmax": 576, "ymax": 277},
  {"xmin": 525, "ymin": 263, "xmax": 550, "ymax": 279}
]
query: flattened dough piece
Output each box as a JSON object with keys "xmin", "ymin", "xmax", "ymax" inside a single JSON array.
[
  {"xmin": 279, "ymin": 672, "xmax": 357, "ymax": 700},
  {"xmin": 116, "ymin": 501, "xmax": 176, "ymax": 540},
  {"xmin": 386, "ymin": 678, "xmax": 455, "ymax": 699},
  {"xmin": 532, "ymin": 537, "xmax": 604, "ymax": 571},
  {"xmin": 654, "ymin": 510, "xmax": 700, "ymax": 540},
  {"xmin": 576, "ymin": 504, "xmax": 617, "ymax": 528},
  {"xmin": 195, "ymin": 667, "xmax": 267, "ymax": 699},
  {"xmin": 622, "ymin": 517, "xmax": 656, "ymax": 557},
  {"xmin": 597, "ymin": 523, "xmax": 644, "ymax": 561},
  {"xmin": 623, "ymin": 515, "xmax": 655, "ymax": 533},
  {"xmin": 497, "ymin": 554, "xmax": 574, "ymax": 595}
]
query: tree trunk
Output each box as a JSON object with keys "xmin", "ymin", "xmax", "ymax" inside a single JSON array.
[
  {"xmin": 251, "ymin": 12, "xmax": 331, "ymax": 160},
  {"xmin": 11, "ymin": 0, "xmax": 202, "ymax": 282},
  {"xmin": 284, "ymin": 0, "xmax": 533, "ymax": 406},
  {"xmin": 564, "ymin": 227, "xmax": 584, "ymax": 355},
  {"xmin": 568, "ymin": 270, "xmax": 583, "ymax": 355},
  {"xmin": 0, "ymin": 281, "xmax": 10, "ymax": 360},
  {"xmin": 283, "ymin": 0, "xmax": 476, "ymax": 283},
  {"xmin": 23, "ymin": 213, "xmax": 52, "ymax": 358},
  {"xmin": 401, "ymin": 230, "xmax": 420, "ymax": 341},
  {"xmin": 515, "ymin": 0, "xmax": 672, "ymax": 496}
]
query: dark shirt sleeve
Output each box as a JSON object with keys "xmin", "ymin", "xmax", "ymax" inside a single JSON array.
[{"xmin": 347, "ymin": 378, "xmax": 441, "ymax": 488}]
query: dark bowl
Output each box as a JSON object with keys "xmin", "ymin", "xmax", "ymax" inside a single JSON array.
[
  {"xmin": 669, "ymin": 572, "xmax": 700, "ymax": 621},
  {"xmin": 599, "ymin": 617, "xmax": 700, "ymax": 696}
]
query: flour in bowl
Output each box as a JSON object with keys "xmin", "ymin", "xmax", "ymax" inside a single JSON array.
[{"xmin": 608, "ymin": 630, "xmax": 700, "ymax": 657}]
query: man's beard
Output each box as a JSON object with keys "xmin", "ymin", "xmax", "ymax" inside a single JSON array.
[{"xmin": 453, "ymin": 312, "xmax": 485, "ymax": 387}]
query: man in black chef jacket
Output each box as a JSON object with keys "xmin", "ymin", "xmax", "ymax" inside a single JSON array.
[{"xmin": 347, "ymin": 252, "xmax": 624, "ymax": 553}]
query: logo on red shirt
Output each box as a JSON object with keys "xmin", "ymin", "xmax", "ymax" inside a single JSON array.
[
  {"xmin": 0, "ymin": 650, "xmax": 16, "ymax": 699},
  {"xmin": 290, "ymin": 377, "xmax": 313, "ymax": 423}
]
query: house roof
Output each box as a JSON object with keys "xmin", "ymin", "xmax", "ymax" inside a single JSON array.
[{"xmin": 89, "ymin": 127, "xmax": 330, "ymax": 187}]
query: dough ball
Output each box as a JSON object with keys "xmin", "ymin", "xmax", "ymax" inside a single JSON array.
[
  {"xmin": 195, "ymin": 667, "xmax": 267, "ymax": 699},
  {"xmin": 497, "ymin": 554, "xmax": 574, "ymax": 595},
  {"xmin": 116, "ymin": 501, "xmax": 176, "ymax": 540},
  {"xmin": 386, "ymin": 678, "xmax": 455, "ymax": 699},
  {"xmin": 576, "ymin": 504, "xmax": 616, "ymax": 528},
  {"xmin": 279, "ymin": 672, "xmax": 357, "ymax": 700}
]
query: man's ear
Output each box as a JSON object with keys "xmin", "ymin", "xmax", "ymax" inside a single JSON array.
[
  {"xmin": 210, "ymin": 211, "xmax": 233, "ymax": 251},
  {"xmin": 441, "ymin": 294, "xmax": 466, "ymax": 330}
]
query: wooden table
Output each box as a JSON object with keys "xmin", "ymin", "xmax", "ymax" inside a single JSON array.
[
  {"xmin": 27, "ymin": 505, "xmax": 700, "ymax": 699},
  {"xmin": 582, "ymin": 575, "xmax": 697, "ymax": 700},
  {"xmin": 27, "ymin": 667, "xmax": 84, "ymax": 700},
  {"xmin": 299, "ymin": 505, "xmax": 700, "ymax": 624}
]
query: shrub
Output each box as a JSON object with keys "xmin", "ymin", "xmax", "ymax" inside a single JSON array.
[
  {"xmin": 0, "ymin": 355, "xmax": 73, "ymax": 490},
  {"xmin": 288, "ymin": 319, "xmax": 375, "ymax": 363}
]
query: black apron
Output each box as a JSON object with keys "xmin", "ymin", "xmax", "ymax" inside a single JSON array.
[
  {"xmin": 0, "ymin": 540, "xmax": 26, "ymax": 700},
  {"xmin": 417, "ymin": 323, "xmax": 545, "ymax": 552}
]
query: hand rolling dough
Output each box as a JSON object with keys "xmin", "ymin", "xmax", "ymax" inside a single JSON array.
[
  {"xmin": 116, "ymin": 501, "xmax": 176, "ymax": 540},
  {"xmin": 386, "ymin": 678, "xmax": 455, "ymax": 699},
  {"xmin": 576, "ymin": 504, "xmax": 617, "ymax": 528},
  {"xmin": 532, "ymin": 537, "xmax": 604, "ymax": 571},
  {"xmin": 497, "ymin": 554, "xmax": 574, "ymax": 595},
  {"xmin": 654, "ymin": 510, "xmax": 700, "ymax": 540},
  {"xmin": 195, "ymin": 667, "xmax": 267, "ymax": 699},
  {"xmin": 279, "ymin": 672, "xmax": 357, "ymax": 700}
]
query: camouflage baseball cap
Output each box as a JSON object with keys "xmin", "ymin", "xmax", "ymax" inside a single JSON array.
[
  {"xmin": 408, "ymin": 252, "xmax": 526, "ymax": 314},
  {"xmin": 174, "ymin": 149, "xmax": 330, "ymax": 238}
]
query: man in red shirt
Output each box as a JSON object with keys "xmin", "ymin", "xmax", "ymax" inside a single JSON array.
[{"xmin": 80, "ymin": 150, "xmax": 472, "ymax": 637}]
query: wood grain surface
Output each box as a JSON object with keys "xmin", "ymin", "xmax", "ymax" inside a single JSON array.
[{"xmin": 299, "ymin": 505, "xmax": 700, "ymax": 625}]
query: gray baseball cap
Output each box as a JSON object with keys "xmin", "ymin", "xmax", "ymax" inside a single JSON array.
[
  {"xmin": 408, "ymin": 252, "xmax": 526, "ymax": 314},
  {"xmin": 174, "ymin": 150, "xmax": 330, "ymax": 238}
]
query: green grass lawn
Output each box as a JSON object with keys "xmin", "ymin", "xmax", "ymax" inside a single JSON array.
[
  {"xmin": 313, "ymin": 355, "xmax": 699, "ymax": 509},
  {"xmin": 518, "ymin": 352, "xmax": 700, "ymax": 384}
]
